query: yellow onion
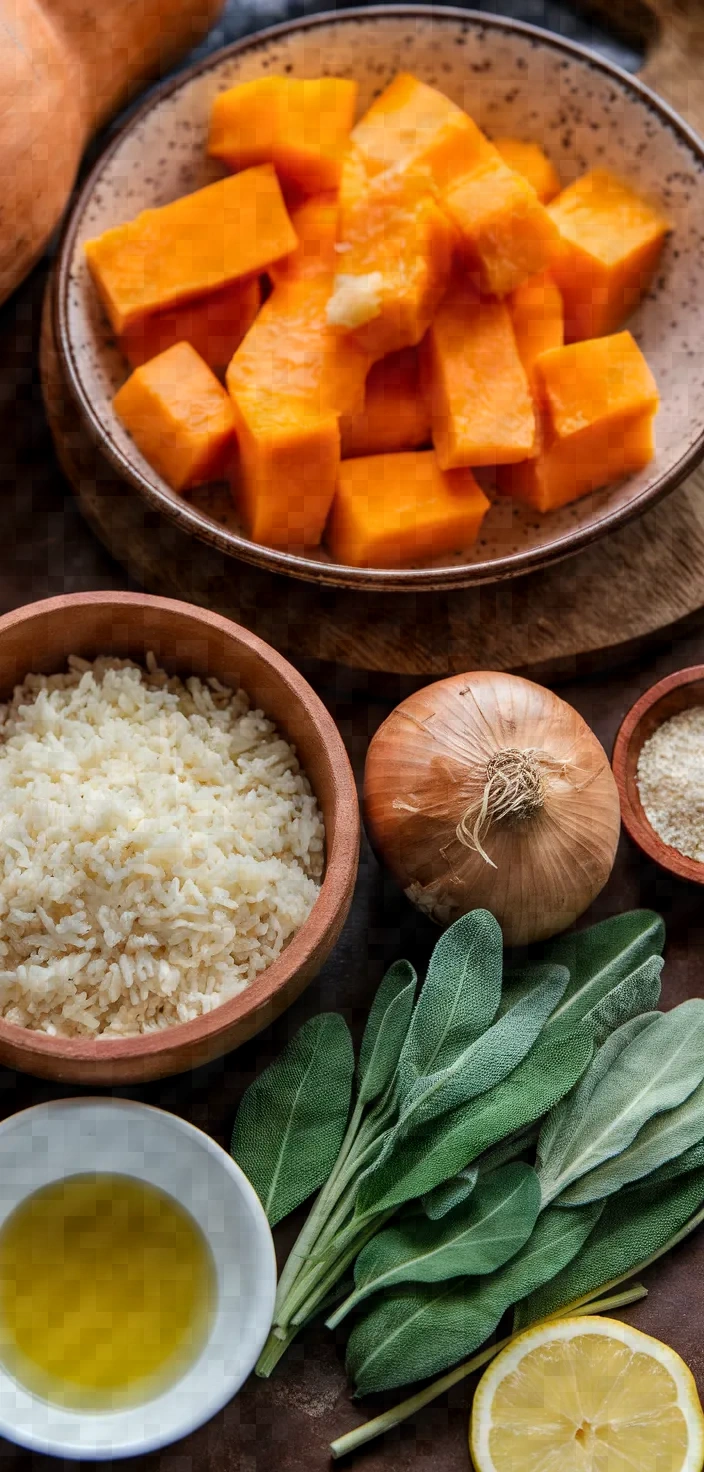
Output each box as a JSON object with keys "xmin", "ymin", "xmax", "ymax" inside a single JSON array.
[{"xmin": 363, "ymin": 671, "xmax": 620, "ymax": 946}]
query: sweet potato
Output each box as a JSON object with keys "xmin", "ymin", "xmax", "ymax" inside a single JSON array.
[
  {"xmin": 493, "ymin": 139, "xmax": 561, "ymax": 203},
  {"xmin": 118, "ymin": 278, "xmax": 261, "ymax": 374},
  {"xmin": 113, "ymin": 341, "xmax": 235, "ymax": 491},
  {"xmin": 443, "ymin": 154, "xmax": 560, "ymax": 297},
  {"xmin": 340, "ymin": 348, "xmax": 430, "ymax": 458},
  {"xmin": 85, "ymin": 166, "xmax": 296, "ymax": 333},
  {"xmin": 326, "ymin": 449, "xmax": 490, "ymax": 567},
  {"xmin": 208, "ymin": 76, "xmax": 358, "ymax": 194}
]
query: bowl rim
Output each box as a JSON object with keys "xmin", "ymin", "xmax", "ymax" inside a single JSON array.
[
  {"xmin": 612, "ymin": 663, "xmax": 704, "ymax": 885},
  {"xmin": 0, "ymin": 1096, "xmax": 277, "ymax": 1458},
  {"xmin": 0, "ymin": 590, "xmax": 360, "ymax": 1064},
  {"xmin": 53, "ymin": 3, "xmax": 704, "ymax": 595}
]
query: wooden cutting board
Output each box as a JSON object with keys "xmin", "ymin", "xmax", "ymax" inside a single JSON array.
[{"xmin": 40, "ymin": 0, "xmax": 704, "ymax": 678}]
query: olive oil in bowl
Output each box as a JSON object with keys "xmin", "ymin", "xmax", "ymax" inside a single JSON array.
[{"xmin": 0, "ymin": 1173, "xmax": 216, "ymax": 1409}]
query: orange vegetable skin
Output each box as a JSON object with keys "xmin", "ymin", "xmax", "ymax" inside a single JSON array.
[
  {"xmin": 493, "ymin": 139, "xmax": 561, "ymax": 203},
  {"xmin": 113, "ymin": 341, "xmax": 235, "ymax": 492},
  {"xmin": 327, "ymin": 169, "xmax": 456, "ymax": 359},
  {"xmin": 509, "ymin": 271, "xmax": 564, "ymax": 382},
  {"xmin": 208, "ymin": 76, "xmax": 358, "ymax": 193},
  {"xmin": 498, "ymin": 330, "xmax": 658, "ymax": 511},
  {"xmin": 548, "ymin": 168, "xmax": 669, "ymax": 341},
  {"xmin": 443, "ymin": 155, "xmax": 560, "ymax": 297},
  {"xmin": 269, "ymin": 194, "xmax": 339, "ymax": 284},
  {"xmin": 85, "ymin": 166, "xmax": 297, "ymax": 333},
  {"xmin": 118, "ymin": 278, "xmax": 261, "ymax": 373},
  {"xmin": 340, "ymin": 348, "xmax": 430, "ymax": 458},
  {"xmin": 423, "ymin": 290, "xmax": 535, "ymax": 469},
  {"xmin": 326, "ymin": 450, "xmax": 490, "ymax": 567},
  {"xmin": 227, "ymin": 276, "xmax": 370, "ymax": 547},
  {"xmin": 351, "ymin": 73, "xmax": 493, "ymax": 189}
]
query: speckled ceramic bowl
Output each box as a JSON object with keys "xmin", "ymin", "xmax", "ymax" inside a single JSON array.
[{"xmin": 54, "ymin": 5, "xmax": 704, "ymax": 593}]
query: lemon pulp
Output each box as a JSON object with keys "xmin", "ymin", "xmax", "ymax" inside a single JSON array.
[{"xmin": 0, "ymin": 1173, "xmax": 215, "ymax": 1409}]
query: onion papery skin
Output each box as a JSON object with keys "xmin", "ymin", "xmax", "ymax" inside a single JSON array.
[{"xmin": 363, "ymin": 671, "xmax": 621, "ymax": 946}]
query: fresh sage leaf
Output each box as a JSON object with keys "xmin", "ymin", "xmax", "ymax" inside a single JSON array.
[
  {"xmin": 396, "ymin": 910, "xmax": 503, "ymax": 1097},
  {"xmin": 632, "ymin": 1138, "xmax": 704, "ymax": 1191},
  {"xmin": 515, "ymin": 1165, "xmax": 704, "ymax": 1330},
  {"xmin": 358, "ymin": 960, "xmax": 417, "ymax": 1106},
  {"xmin": 574, "ymin": 956, "xmax": 663, "ymax": 1047},
  {"xmin": 355, "ymin": 1028, "xmax": 593, "ymax": 1219},
  {"xmin": 560, "ymin": 1074, "xmax": 704, "ymax": 1205},
  {"xmin": 346, "ymin": 1200, "xmax": 601, "ymax": 1395},
  {"xmin": 422, "ymin": 1165, "xmax": 479, "ymax": 1220},
  {"xmin": 395, "ymin": 966, "xmax": 569, "ymax": 1141},
  {"xmin": 541, "ymin": 910, "xmax": 665, "ymax": 1042},
  {"xmin": 499, "ymin": 964, "xmax": 570, "ymax": 1018},
  {"xmin": 231, "ymin": 1013, "xmax": 354, "ymax": 1227},
  {"xmin": 475, "ymin": 1123, "xmax": 540, "ymax": 1178},
  {"xmin": 338, "ymin": 1166, "xmax": 540, "ymax": 1320},
  {"xmin": 537, "ymin": 1002, "xmax": 704, "ymax": 1206}
]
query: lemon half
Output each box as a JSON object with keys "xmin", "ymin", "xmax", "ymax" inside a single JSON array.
[{"xmin": 470, "ymin": 1315, "xmax": 704, "ymax": 1472}]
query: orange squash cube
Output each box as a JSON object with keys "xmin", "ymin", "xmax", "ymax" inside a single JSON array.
[
  {"xmin": 548, "ymin": 168, "xmax": 669, "ymax": 340},
  {"xmin": 327, "ymin": 168, "xmax": 456, "ymax": 359},
  {"xmin": 113, "ymin": 341, "xmax": 236, "ymax": 492},
  {"xmin": 85, "ymin": 166, "xmax": 297, "ymax": 333},
  {"xmin": 493, "ymin": 139, "xmax": 561, "ymax": 203},
  {"xmin": 269, "ymin": 194, "xmax": 339, "ymax": 285},
  {"xmin": 340, "ymin": 348, "xmax": 430, "ymax": 458},
  {"xmin": 509, "ymin": 271, "xmax": 564, "ymax": 383},
  {"xmin": 326, "ymin": 450, "xmax": 490, "ymax": 567},
  {"xmin": 443, "ymin": 155, "xmax": 561, "ymax": 297},
  {"xmin": 423, "ymin": 290, "xmax": 535, "ymax": 469},
  {"xmin": 208, "ymin": 76, "xmax": 358, "ymax": 194},
  {"xmin": 351, "ymin": 73, "xmax": 493, "ymax": 189},
  {"xmin": 118, "ymin": 278, "xmax": 261, "ymax": 374},
  {"xmin": 338, "ymin": 144, "xmax": 370, "ymax": 240},
  {"xmin": 498, "ymin": 412, "xmax": 655, "ymax": 513}
]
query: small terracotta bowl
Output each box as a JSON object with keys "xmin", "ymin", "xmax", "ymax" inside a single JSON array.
[
  {"xmin": 612, "ymin": 665, "xmax": 704, "ymax": 884},
  {"xmin": 0, "ymin": 592, "xmax": 359, "ymax": 1083}
]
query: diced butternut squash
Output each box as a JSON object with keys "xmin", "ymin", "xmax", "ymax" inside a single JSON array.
[
  {"xmin": 493, "ymin": 139, "xmax": 561, "ymax": 203},
  {"xmin": 338, "ymin": 144, "xmax": 370, "ymax": 239},
  {"xmin": 340, "ymin": 348, "xmax": 430, "ymax": 457},
  {"xmin": 548, "ymin": 168, "xmax": 669, "ymax": 340},
  {"xmin": 351, "ymin": 73, "xmax": 493, "ymax": 189},
  {"xmin": 326, "ymin": 450, "xmax": 490, "ymax": 567},
  {"xmin": 85, "ymin": 166, "xmax": 297, "ymax": 333},
  {"xmin": 208, "ymin": 76, "xmax": 358, "ymax": 193},
  {"xmin": 509, "ymin": 271, "xmax": 564, "ymax": 383},
  {"xmin": 113, "ymin": 341, "xmax": 235, "ymax": 492},
  {"xmin": 231, "ymin": 399, "xmax": 341, "ymax": 548},
  {"xmin": 118, "ymin": 278, "xmax": 261, "ymax": 373},
  {"xmin": 422, "ymin": 288, "xmax": 535, "ymax": 469},
  {"xmin": 498, "ymin": 330, "xmax": 659, "ymax": 512},
  {"xmin": 327, "ymin": 167, "xmax": 455, "ymax": 359},
  {"xmin": 269, "ymin": 194, "xmax": 339, "ymax": 284},
  {"xmin": 443, "ymin": 155, "xmax": 561, "ymax": 297},
  {"xmin": 227, "ymin": 275, "xmax": 370, "ymax": 546}
]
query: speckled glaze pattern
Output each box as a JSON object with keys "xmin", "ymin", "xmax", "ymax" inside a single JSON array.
[{"xmin": 56, "ymin": 6, "xmax": 704, "ymax": 592}]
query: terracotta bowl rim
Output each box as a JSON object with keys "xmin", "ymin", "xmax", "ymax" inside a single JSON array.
[
  {"xmin": 0, "ymin": 590, "xmax": 360, "ymax": 1063},
  {"xmin": 53, "ymin": 3, "xmax": 704, "ymax": 595},
  {"xmin": 612, "ymin": 663, "xmax": 704, "ymax": 886}
]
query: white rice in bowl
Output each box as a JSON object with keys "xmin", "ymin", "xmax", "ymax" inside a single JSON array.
[{"xmin": 0, "ymin": 656, "xmax": 325, "ymax": 1038}]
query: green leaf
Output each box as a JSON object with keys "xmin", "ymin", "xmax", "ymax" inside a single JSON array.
[
  {"xmin": 633, "ymin": 1138, "xmax": 704, "ymax": 1191},
  {"xmin": 358, "ymin": 961, "xmax": 417, "ymax": 1106},
  {"xmin": 475, "ymin": 1124, "xmax": 540, "ymax": 1178},
  {"xmin": 397, "ymin": 911, "xmax": 503, "ymax": 1096},
  {"xmin": 575, "ymin": 957, "xmax": 663, "ymax": 1046},
  {"xmin": 340, "ymin": 1166, "xmax": 540, "ymax": 1318},
  {"xmin": 346, "ymin": 1201, "xmax": 601, "ymax": 1395},
  {"xmin": 498, "ymin": 964, "xmax": 570, "ymax": 1018},
  {"xmin": 394, "ymin": 967, "xmax": 569, "ymax": 1141},
  {"xmin": 540, "ymin": 910, "xmax": 665, "ymax": 1042},
  {"xmin": 422, "ymin": 1165, "xmax": 479, "ymax": 1220},
  {"xmin": 537, "ymin": 1002, "xmax": 704, "ymax": 1206},
  {"xmin": 231, "ymin": 1014, "xmax": 354, "ymax": 1227},
  {"xmin": 356, "ymin": 1028, "xmax": 593, "ymax": 1219},
  {"xmin": 515, "ymin": 1166, "xmax": 704, "ymax": 1330},
  {"xmin": 560, "ymin": 1074, "xmax": 704, "ymax": 1205}
]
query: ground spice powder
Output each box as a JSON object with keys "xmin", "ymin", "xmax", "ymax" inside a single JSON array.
[{"xmin": 637, "ymin": 705, "xmax": 704, "ymax": 863}]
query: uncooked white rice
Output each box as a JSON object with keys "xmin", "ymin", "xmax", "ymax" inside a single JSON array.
[{"xmin": 0, "ymin": 656, "xmax": 324, "ymax": 1038}]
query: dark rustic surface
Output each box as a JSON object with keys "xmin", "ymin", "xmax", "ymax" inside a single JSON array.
[{"xmin": 1, "ymin": 4, "xmax": 703, "ymax": 1469}]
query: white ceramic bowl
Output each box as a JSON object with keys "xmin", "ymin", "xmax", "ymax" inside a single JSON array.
[{"xmin": 0, "ymin": 1099, "xmax": 276, "ymax": 1459}]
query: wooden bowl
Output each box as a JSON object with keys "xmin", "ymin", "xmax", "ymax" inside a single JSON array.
[
  {"xmin": 52, "ymin": 6, "xmax": 704, "ymax": 594},
  {"xmin": 0, "ymin": 592, "xmax": 359, "ymax": 1083},
  {"xmin": 612, "ymin": 665, "xmax": 704, "ymax": 884}
]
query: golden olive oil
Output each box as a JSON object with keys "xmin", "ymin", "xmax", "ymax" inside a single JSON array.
[{"xmin": 0, "ymin": 1173, "xmax": 215, "ymax": 1409}]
